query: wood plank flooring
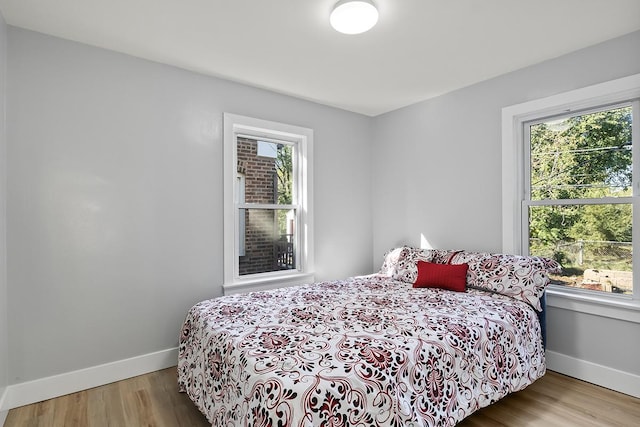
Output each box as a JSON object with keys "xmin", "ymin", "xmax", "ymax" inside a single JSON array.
[
  {"xmin": 4, "ymin": 368, "xmax": 210, "ymax": 427},
  {"xmin": 5, "ymin": 369, "xmax": 639, "ymax": 426}
]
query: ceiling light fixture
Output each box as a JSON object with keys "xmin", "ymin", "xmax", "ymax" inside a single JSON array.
[{"xmin": 330, "ymin": 0, "xmax": 379, "ymax": 35}]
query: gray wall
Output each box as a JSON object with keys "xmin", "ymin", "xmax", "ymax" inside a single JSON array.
[
  {"xmin": 6, "ymin": 27, "xmax": 373, "ymax": 383},
  {"xmin": 0, "ymin": 9, "xmax": 7, "ymax": 419},
  {"xmin": 372, "ymin": 31, "xmax": 640, "ymax": 376}
]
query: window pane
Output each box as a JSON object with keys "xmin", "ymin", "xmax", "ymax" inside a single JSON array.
[
  {"xmin": 238, "ymin": 208, "xmax": 296, "ymax": 275},
  {"xmin": 529, "ymin": 204, "xmax": 632, "ymax": 295},
  {"xmin": 529, "ymin": 106, "xmax": 632, "ymax": 201},
  {"xmin": 236, "ymin": 137, "xmax": 294, "ymax": 205}
]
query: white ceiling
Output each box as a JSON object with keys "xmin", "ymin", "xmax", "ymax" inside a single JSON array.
[{"xmin": 1, "ymin": 0, "xmax": 639, "ymax": 116}]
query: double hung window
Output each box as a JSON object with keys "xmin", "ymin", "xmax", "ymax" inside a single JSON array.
[
  {"xmin": 502, "ymin": 74, "xmax": 640, "ymax": 314},
  {"xmin": 223, "ymin": 114, "xmax": 313, "ymax": 292},
  {"xmin": 524, "ymin": 103, "xmax": 637, "ymax": 296}
]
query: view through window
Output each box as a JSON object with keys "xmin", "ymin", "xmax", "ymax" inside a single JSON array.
[
  {"xmin": 525, "ymin": 104, "xmax": 634, "ymax": 296},
  {"xmin": 236, "ymin": 137, "xmax": 297, "ymax": 275}
]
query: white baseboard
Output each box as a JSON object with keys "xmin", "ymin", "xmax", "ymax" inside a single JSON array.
[
  {"xmin": 546, "ymin": 350, "xmax": 640, "ymax": 398},
  {"xmin": 0, "ymin": 386, "xmax": 8, "ymax": 426},
  {"xmin": 1, "ymin": 347, "xmax": 178, "ymax": 411}
]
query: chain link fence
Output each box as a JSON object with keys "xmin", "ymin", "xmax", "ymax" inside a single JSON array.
[{"xmin": 530, "ymin": 239, "xmax": 632, "ymax": 294}]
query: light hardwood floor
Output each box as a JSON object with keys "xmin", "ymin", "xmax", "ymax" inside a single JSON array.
[{"xmin": 4, "ymin": 369, "xmax": 639, "ymax": 426}]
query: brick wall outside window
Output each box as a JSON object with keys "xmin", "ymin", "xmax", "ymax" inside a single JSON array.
[{"xmin": 237, "ymin": 137, "xmax": 283, "ymax": 275}]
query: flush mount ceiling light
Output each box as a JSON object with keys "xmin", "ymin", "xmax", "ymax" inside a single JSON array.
[{"xmin": 330, "ymin": 0, "xmax": 379, "ymax": 35}]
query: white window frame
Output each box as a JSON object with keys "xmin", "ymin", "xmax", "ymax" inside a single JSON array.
[
  {"xmin": 235, "ymin": 174, "xmax": 246, "ymax": 257},
  {"xmin": 223, "ymin": 113, "xmax": 314, "ymax": 294},
  {"xmin": 502, "ymin": 73, "xmax": 640, "ymax": 323}
]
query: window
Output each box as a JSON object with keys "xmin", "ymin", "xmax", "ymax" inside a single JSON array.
[
  {"xmin": 525, "ymin": 104, "xmax": 635, "ymax": 296},
  {"xmin": 502, "ymin": 73, "xmax": 640, "ymax": 318},
  {"xmin": 223, "ymin": 114, "xmax": 314, "ymax": 292}
]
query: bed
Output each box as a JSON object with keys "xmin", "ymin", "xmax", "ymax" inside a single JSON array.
[{"xmin": 178, "ymin": 247, "xmax": 560, "ymax": 426}]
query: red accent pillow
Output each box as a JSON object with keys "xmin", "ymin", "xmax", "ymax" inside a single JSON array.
[{"xmin": 413, "ymin": 261, "xmax": 468, "ymax": 292}]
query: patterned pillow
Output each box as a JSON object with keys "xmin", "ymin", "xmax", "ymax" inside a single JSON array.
[
  {"xmin": 449, "ymin": 251, "xmax": 561, "ymax": 311},
  {"xmin": 379, "ymin": 246, "xmax": 421, "ymax": 282},
  {"xmin": 379, "ymin": 247, "xmax": 461, "ymax": 283},
  {"xmin": 379, "ymin": 246, "xmax": 412, "ymax": 277}
]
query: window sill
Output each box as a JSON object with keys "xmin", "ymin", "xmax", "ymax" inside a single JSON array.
[
  {"xmin": 546, "ymin": 286, "xmax": 640, "ymax": 324},
  {"xmin": 223, "ymin": 271, "xmax": 315, "ymax": 295}
]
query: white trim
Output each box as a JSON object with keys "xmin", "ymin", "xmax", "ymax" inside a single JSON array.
[
  {"xmin": 547, "ymin": 288, "xmax": 640, "ymax": 323},
  {"xmin": 0, "ymin": 388, "xmax": 7, "ymax": 425},
  {"xmin": 546, "ymin": 350, "xmax": 640, "ymax": 398},
  {"xmin": 223, "ymin": 272, "xmax": 314, "ymax": 295},
  {"xmin": 502, "ymin": 104, "xmax": 525, "ymax": 253},
  {"xmin": 0, "ymin": 347, "xmax": 177, "ymax": 411},
  {"xmin": 223, "ymin": 113, "xmax": 314, "ymax": 289},
  {"xmin": 526, "ymin": 196, "xmax": 634, "ymax": 206},
  {"xmin": 502, "ymin": 73, "xmax": 640, "ymax": 319}
]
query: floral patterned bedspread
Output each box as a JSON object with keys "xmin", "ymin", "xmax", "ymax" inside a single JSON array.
[{"xmin": 178, "ymin": 275, "xmax": 545, "ymax": 426}]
